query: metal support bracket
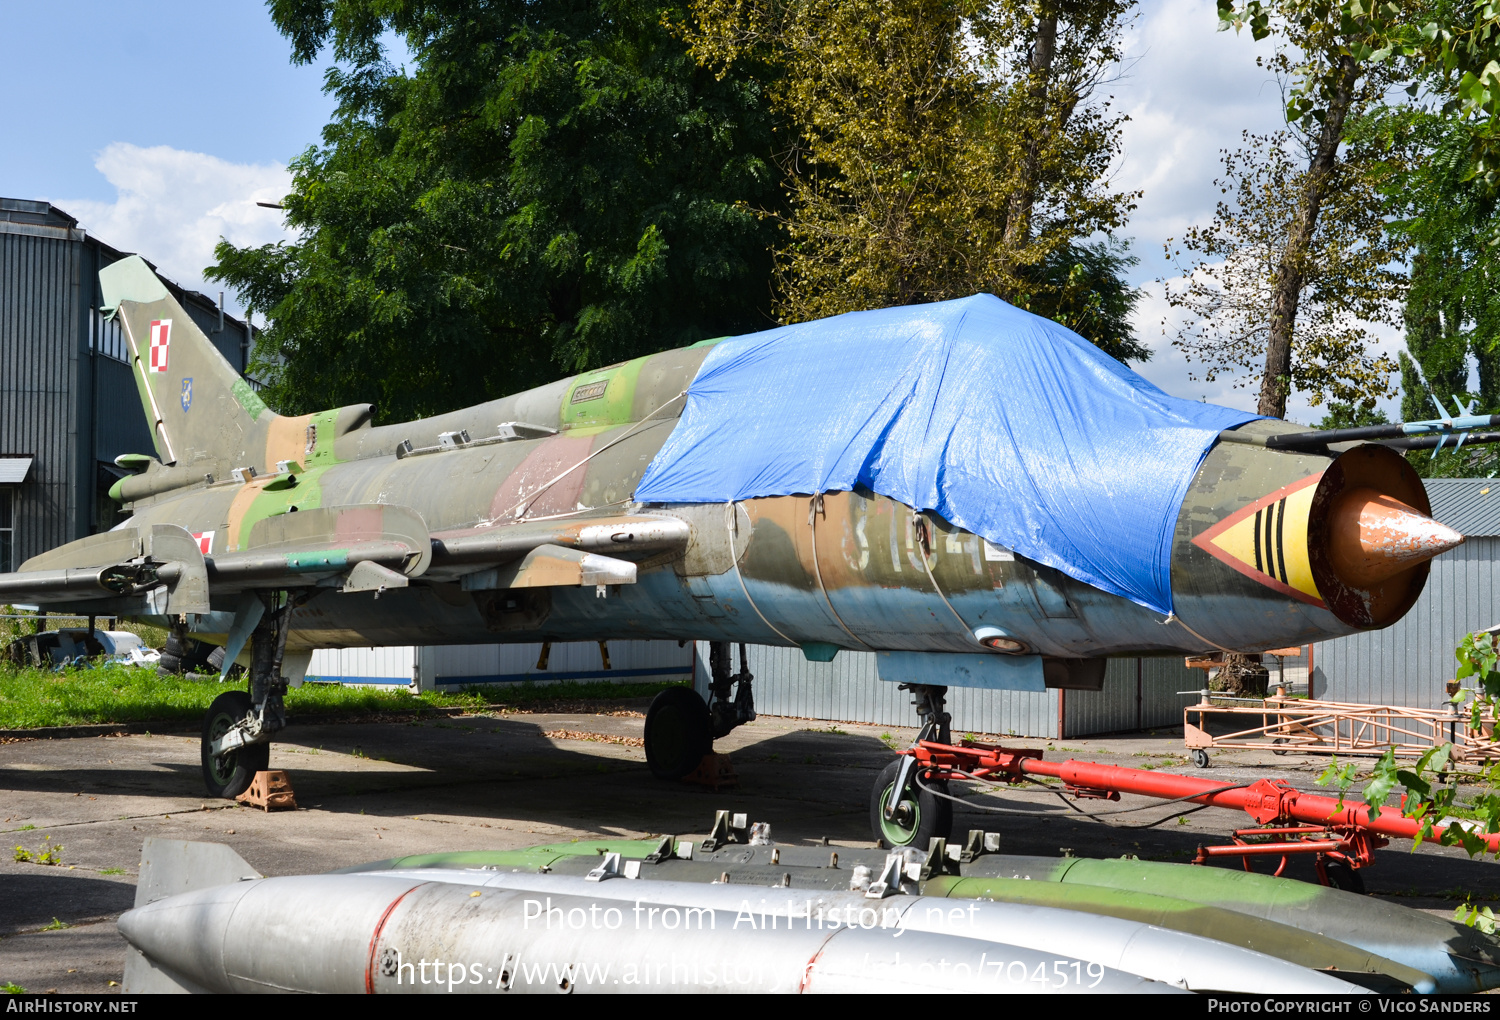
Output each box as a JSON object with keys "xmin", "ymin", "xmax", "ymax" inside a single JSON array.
[
  {"xmin": 643, "ymin": 835, "xmax": 676, "ymax": 864},
  {"xmin": 707, "ymin": 642, "xmax": 756, "ymax": 740},
  {"xmin": 585, "ymin": 852, "xmax": 623, "ymax": 882},
  {"xmin": 886, "ymin": 683, "xmax": 951, "ymax": 820},
  {"xmin": 958, "ymin": 829, "xmax": 1001, "ymax": 863},
  {"xmin": 700, "ymin": 809, "xmax": 749, "ymax": 853},
  {"xmin": 865, "ymin": 853, "xmax": 906, "ymax": 899}
]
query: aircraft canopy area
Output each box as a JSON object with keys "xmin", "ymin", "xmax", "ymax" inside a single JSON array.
[{"xmin": 633, "ymin": 293, "xmax": 1260, "ymax": 616}]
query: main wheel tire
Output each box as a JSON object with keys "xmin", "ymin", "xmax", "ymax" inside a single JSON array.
[
  {"xmin": 644, "ymin": 688, "xmax": 712, "ymax": 780},
  {"xmin": 1191, "ymin": 748, "xmax": 1211, "ymax": 769},
  {"xmin": 1271, "ymin": 737, "xmax": 1289, "ymax": 756},
  {"xmin": 869, "ymin": 759, "xmax": 953, "ymax": 849},
  {"xmin": 201, "ymin": 690, "xmax": 269, "ymax": 798}
]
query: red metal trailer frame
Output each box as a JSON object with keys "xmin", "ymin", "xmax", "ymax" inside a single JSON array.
[{"xmin": 902, "ymin": 737, "xmax": 1499, "ymax": 882}]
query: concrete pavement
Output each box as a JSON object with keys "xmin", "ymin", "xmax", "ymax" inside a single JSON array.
[{"xmin": 4, "ymin": 707, "xmax": 1498, "ymax": 992}]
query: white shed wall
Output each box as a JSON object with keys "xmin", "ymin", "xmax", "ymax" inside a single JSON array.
[{"xmin": 306, "ymin": 645, "xmax": 416, "ymax": 686}]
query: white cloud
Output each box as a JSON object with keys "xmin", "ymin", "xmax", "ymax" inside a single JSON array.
[
  {"xmin": 1114, "ymin": 0, "xmax": 1291, "ymax": 271},
  {"xmin": 54, "ymin": 143, "xmax": 294, "ymax": 313}
]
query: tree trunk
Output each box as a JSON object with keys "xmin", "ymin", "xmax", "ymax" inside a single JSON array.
[
  {"xmin": 1002, "ymin": 14, "xmax": 1057, "ymax": 260},
  {"xmin": 1257, "ymin": 54, "xmax": 1360, "ymax": 419}
]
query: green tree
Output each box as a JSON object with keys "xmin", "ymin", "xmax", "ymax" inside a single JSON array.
[
  {"xmin": 209, "ymin": 0, "xmax": 785, "ymax": 422},
  {"xmin": 686, "ymin": 0, "xmax": 1144, "ymax": 358},
  {"xmin": 1164, "ymin": 129, "xmax": 1405, "ymax": 414},
  {"xmin": 1358, "ymin": 106, "xmax": 1500, "ymax": 475},
  {"xmin": 1214, "ymin": 0, "xmax": 1500, "ymax": 418},
  {"xmin": 1314, "ymin": 400, "xmax": 1389, "ymax": 427},
  {"xmin": 1200, "ymin": 0, "xmax": 1429, "ymax": 417},
  {"xmin": 1378, "ymin": 112, "xmax": 1500, "ymax": 418}
]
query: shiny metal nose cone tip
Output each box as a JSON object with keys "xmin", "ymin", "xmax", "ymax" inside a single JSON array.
[{"xmin": 1329, "ymin": 487, "xmax": 1464, "ymax": 586}]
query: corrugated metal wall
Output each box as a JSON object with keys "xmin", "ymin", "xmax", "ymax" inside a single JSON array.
[
  {"xmin": 1313, "ymin": 537, "xmax": 1499, "ymax": 709},
  {"xmin": 1059, "ymin": 656, "xmax": 1199, "ymax": 737},
  {"xmin": 92, "ymin": 350, "xmax": 152, "ymax": 464},
  {"xmin": 424, "ymin": 640, "xmax": 694, "ymax": 689},
  {"xmin": 693, "ymin": 643, "xmax": 1197, "ymax": 738},
  {"xmin": 0, "ymin": 227, "xmax": 82, "ymax": 563}
]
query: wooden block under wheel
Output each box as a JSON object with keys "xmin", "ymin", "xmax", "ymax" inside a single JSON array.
[{"xmin": 236, "ymin": 770, "xmax": 299, "ymax": 811}]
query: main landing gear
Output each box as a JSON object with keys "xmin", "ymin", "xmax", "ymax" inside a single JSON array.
[
  {"xmin": 871, "ymin": 684, "xmax": 955, "ymax": 848},
  {"xmin": 644, "ymin": 641, "xmax": 755, "ymax": 779},
  {"xmin": 201, "ymin": 591, "xmax": 297, "ymax": 798}
]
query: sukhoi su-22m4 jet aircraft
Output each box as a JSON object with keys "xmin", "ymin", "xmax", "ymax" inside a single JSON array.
[{"xmin": 0, "ymin": 256, "xmax": 1477, "ymax": 847}]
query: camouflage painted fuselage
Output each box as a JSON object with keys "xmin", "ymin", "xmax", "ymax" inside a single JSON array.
[
  {"xmin": 0, "ymin": 254, "xmax": 1429, "ymax": 668},
  {"xmin": 111, "ymin": 335, "xmax": 1407, "ymax": 660}
]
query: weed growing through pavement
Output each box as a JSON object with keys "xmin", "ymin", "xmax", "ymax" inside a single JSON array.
[{"xmin": 14, "ymin": 835, "xmax": 61, "ymax": 865}]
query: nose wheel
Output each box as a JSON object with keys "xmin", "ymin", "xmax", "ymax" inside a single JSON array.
[
  {"xmin": 870, "ymin": 683, "xmax": 956, "ymax": 848},
  {"xmin": 870, "ymin": 758, "xmax": 952, "ymax": 848}
]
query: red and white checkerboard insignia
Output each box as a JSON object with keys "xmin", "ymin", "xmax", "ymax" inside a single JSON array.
[
  {"xmin": 148, "ymin": 319, "xmax": 172, "ymax": 373},
  {"xmin": 192, "ymin": 531, "xmax": 214, "ymax": 555}
]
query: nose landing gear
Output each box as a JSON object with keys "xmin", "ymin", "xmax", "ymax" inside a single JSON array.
[{"xmin": 872, "ymin": 684, "xmax": 955, "ymax": 848}]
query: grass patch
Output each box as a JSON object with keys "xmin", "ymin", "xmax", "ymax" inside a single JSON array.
[{"xmin": 0, "ymin": 660, "xmax": 688, "ymax": 730}]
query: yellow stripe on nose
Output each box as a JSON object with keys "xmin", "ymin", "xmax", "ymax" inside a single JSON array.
[{"xmin": 1192, "ymin": 474, "xmax": 1323, "ymax": 606}]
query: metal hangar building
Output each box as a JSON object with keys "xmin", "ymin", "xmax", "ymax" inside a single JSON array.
[{"xmin": 0, "ymin": 197, "xmax": 257, "ymax": 572}]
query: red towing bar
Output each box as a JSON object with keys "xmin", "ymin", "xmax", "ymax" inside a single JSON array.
[{"xmin": 912, "ymin": 740, "xmax": 1500, "ymax": 852}]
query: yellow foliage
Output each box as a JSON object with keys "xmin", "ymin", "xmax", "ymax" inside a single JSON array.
[{"xmin": 685, "ymin": 0, "xmax": 1137, "ymax": 322}]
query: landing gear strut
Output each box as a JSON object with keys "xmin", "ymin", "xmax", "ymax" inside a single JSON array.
[
  {"xmin": 870, "ymin": 683, "xmax": 954, "ymax": 848},
  {"xmin": 644, "ymin": 641, "xmax": 754, "ymax": 779},
  {"xmin": 200, "ymin": 591, "xmax": 296, "ymax": 798},
  {"xmin": 707, "ymin": 641, "xmax": 756, "ymax": 739}
]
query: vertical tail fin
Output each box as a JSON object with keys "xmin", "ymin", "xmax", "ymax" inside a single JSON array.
[{"xmin": 100, "ymin": 256, "xmax": 273, "ymax": 472}]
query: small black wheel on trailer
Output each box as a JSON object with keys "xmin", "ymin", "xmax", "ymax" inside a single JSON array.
[
  {"xmin": 644, "ymin": 687, "xmax": 712, "ymax": 780},
  {"xmin": 201, "ymin": 690, "xmax": 269, "ymax": 798},
  {"xmin": 1323, "ymin": 859, "xmax": 1366, "ymax": 894},
  {"xmin": 869, "ymin": 758, "xmax": 953, "ymax": 849},
  {"xmin": 1191, "ymin": 748, "xmax": 1211, "ymax": 769},
  {"xmin": 1271, "ymin": 737, "xmax": 1289, "ymax": 756}
]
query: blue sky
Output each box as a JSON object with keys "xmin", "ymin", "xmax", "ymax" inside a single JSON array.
[
  {"xmin": 0, "ymin": 0, "xmax": 1398, "ymax": 422},
  {"xmin": 1, "ymin": 1, "xmax": 335, "ymax": 201}
]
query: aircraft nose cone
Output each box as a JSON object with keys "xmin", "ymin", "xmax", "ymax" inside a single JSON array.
[{"xmin": 1328, "ymin": 487, "xmax": 1464, "ymax": 587}]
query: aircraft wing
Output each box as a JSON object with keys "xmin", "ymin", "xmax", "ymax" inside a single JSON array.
[
  {"xmin": 0, "ymin": 505, "xmax": 429, "ymax": 612},
  {"xmin": 0, "ymin": 507, "xmax": 690, "ymax": 612},
  {"xmin": 426, "ymin": 513, "xmax": 690, "ymax": 588}
]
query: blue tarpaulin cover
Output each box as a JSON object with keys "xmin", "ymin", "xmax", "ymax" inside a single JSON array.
[{"xmin": 634, "ymin": 294, "xmax": 1259, "ymax": 616}]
